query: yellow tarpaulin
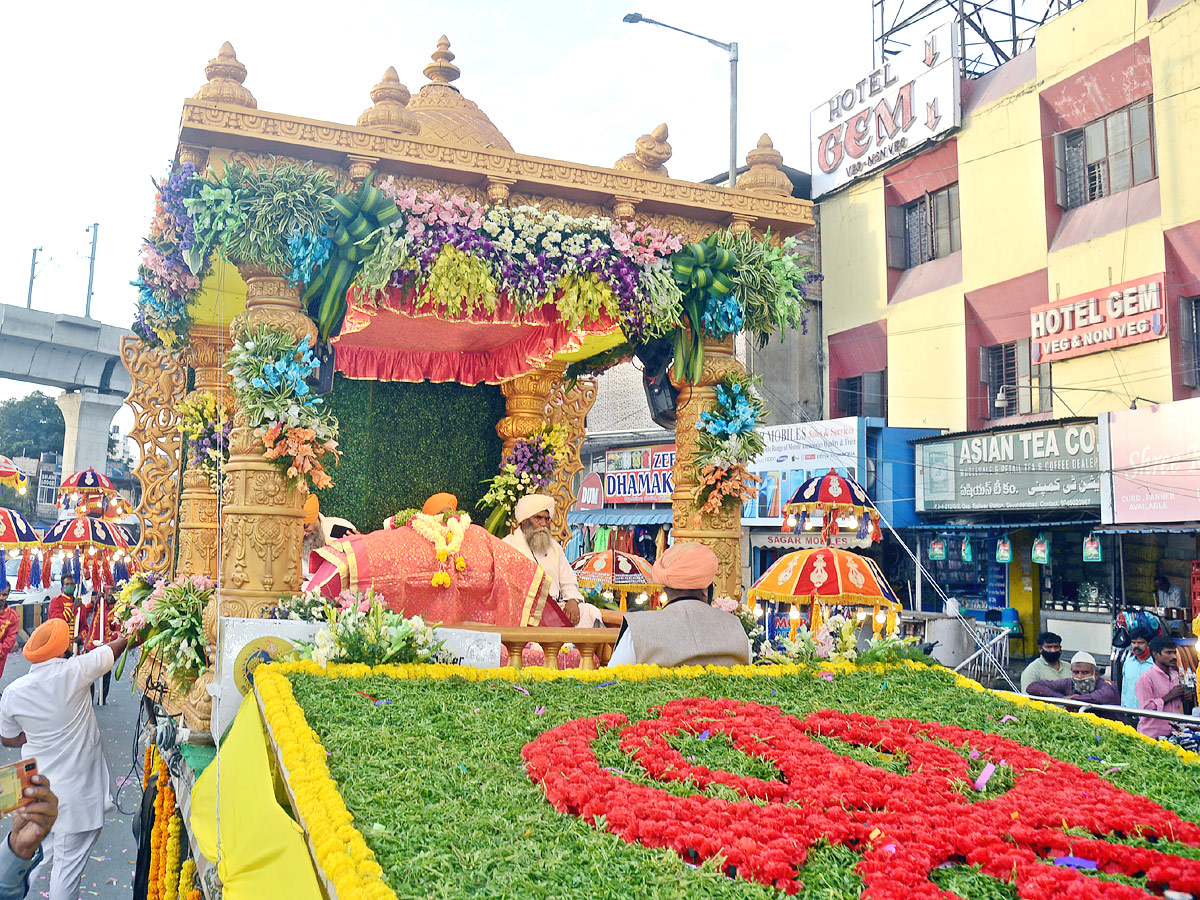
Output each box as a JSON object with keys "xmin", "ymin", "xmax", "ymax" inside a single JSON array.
[{"xmin": 189, "ymin": 696, "xmax": 323, "ymax": 900}]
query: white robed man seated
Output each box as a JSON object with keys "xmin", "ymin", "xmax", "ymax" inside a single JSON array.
[
  {"xmin": 609, "ymin": 541, "xmax": 751, "ymax": 667},
  {"xmin": 502, "ymin": 494, "xmax": 605, "ymax": 629}
]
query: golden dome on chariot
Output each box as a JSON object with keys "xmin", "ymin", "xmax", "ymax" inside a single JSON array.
[{"xmin": 403, "ymin": 35, "xmax": 514, "ymax": 151}]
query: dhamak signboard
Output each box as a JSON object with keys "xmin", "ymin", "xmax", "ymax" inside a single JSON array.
[
  {"xmin": 916, "ymin": 422, "xmax": 1101, "ymax": 512},
  {"xmin": 1030, "ymin": 275, "xmax": 1167, "ymax": 363},
  {"xmin": 811, "ymin": 23, "xmax": 961, "ymax": 199},
  {"xmin": 604, "ymin": 445, "xmax": 675, "ymax": 504}
]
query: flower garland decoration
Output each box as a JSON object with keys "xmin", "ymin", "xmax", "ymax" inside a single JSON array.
[
  {"xmin": 161, "ymin": 811, "xmax": 183, "ymax": 900},
  {"xmin": 176, "ymin": 859, "xmax": 198, "ymax": 900},
  {"xmin": 408, "ymin": 512, "xmax": 470, "ymax": 587},
  {"xmin": 478, "ymin": 424, "xmax": 570, "ymax": 535},
  {"xmin": 146, "ymin": 758, "xmax": 176, "ymax": 900},
  {"xmin": 693, "ymin": 373, "xmax": 766, "ymax": 525},
  {"xmin": 112, "ymin": 574, "xmax": 211, "ymax": 690},
  {"xmin": 227, "ymin": 324, "xmax": 340, "ymax": 493},
  {"xmin": 175, "ymin": 392, "xmax": 232, "ymax": 492},
  {"xmin": 132, "ymin": 161, "xmax": 339, "ymax": 349}
]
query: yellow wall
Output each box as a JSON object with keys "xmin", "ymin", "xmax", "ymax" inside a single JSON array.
[{"xmin": 819, "ymin": 0, "xmax": 1200, "ymax": 426}]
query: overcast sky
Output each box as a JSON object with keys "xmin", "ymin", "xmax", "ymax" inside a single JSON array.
[{"xmin": 0, "ymin": 0, "xmax": 879, "ymax": 413}]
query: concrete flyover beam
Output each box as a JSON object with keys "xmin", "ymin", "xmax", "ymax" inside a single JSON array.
[
  {"xmin": 0, "ymin": 305, "xmax": 132, "ymax": 395},
  {"xmin": 56, "ymin": 390, "xmax": 126, "ymax": 477}
]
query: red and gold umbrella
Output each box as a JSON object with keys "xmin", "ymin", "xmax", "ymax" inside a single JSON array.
[
  {"xmin": 570, "ymin": 549, "xmax": 661, "ymax": 610},
  {"xmin": 0, "ymin": 509, "xmax": 41, "ymax": 548},
  {"xmin": 781, "ymin": 469, "xmax": 882, "ymax": 543},
  {"xmin": 57, "ymin": 468, "xmax": 128, "ymax": 517},
  {"xmin": 749, "ymin": 546, "xmax": 901, "ymax": 635},
  {"xmin": 0, "ymin": 508, "xmax": 40, "ymax": 591},
  {"xmin": 0, "ymin": 457, "xmax": 29, "ymax": 495},
  {"xmin": 42, "ymin": 515, "xmax": 125, "ymax": 594}
]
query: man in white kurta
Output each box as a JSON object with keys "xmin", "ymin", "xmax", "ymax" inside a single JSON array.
[
  {"xmin": 503, "ymin": 494, "xmax": 604, "ymax": 628},
  {"xmin": 0, "ymin": 618, "xmax": 132, "ymax": 900}
]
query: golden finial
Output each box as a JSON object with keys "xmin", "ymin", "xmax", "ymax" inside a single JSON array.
[
  {"xmin": 357, "ymin": 67, "xmax": 421, "ymax": 135},
  {"xmin": 736, "ymin": 133, "xmax": 791, "ymax": 197},
  {"xmin": 423, "ymin": 35, "xmax": 461, "ymax": 86},
  {"xmin": 614, "ymin": 123, "xmax": 672, "ymax": 176},
  {"xmin": 193, "ymin": 41, "xmax": 257, "ymax": 108}
]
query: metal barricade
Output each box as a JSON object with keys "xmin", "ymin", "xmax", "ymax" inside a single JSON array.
[{"xmin": 954, "ymin": 622, "xmax": 1011, "ymax": 686}]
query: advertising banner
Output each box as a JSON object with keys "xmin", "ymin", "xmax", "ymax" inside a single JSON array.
[
  {"xmin": 576, "ymin": 473, "xmax": 603, "ymax": 510},
  {"xmin": 916, "ymin": 422, "xmax": 1100, "ymax": 512},
  {"xmin": 811, "ymin": 23, "xmax": 961, "ymax": 198},
  {"xmin": 743, "ymin": 418, "xmax": 860, "ymax": 525},
  {"xmin": 1030, "ymin": 275, "xmax": 1166, "ymax": 364},
  {"xmin": 604, "ymin": 445, "xmax": 675, "ymax": 504},
  {"xmin": 1106, "ymin": 398, "xmax": 1200, "ymax": 524}
]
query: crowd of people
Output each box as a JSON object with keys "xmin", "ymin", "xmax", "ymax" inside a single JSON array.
[{"xmin": 1021, "ymin": 626, "xmax": 1199, "ymax": 749}]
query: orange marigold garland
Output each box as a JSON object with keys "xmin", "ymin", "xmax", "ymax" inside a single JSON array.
[
  {"xmin": 693, "ymin": 464, "xmax": 762, "ymax": 526},
  {"xmin": 147, "ymin": 758, "xmax": 176, "ymax": 900}
]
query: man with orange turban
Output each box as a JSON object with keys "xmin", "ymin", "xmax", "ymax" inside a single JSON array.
[
  {"xmin": 0, "ymin": 619, "xmax": 138, "ymax": 900},
  {"xmin": 608, "ymin": 542, "xmax": 750, "ymax": 667}
]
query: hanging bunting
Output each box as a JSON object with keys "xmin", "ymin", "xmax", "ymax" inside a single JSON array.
[{"xmin": 996, "ymin": 537, "xmax": 1012, "ymax": 563}]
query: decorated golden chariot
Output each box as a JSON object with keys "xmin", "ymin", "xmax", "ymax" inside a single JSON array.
[{"xmin": 120, "ymin": 38, "xmax": 1200, "ymax": 900}]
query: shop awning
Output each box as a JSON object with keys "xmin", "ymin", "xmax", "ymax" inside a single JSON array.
[
  {"xmin": 567, "ymin": 509, "xmax": 674, "ymax": 526},
  {"xmin": 1092, "ymin": 523, "xmax": 1200, "ymax": 534}
]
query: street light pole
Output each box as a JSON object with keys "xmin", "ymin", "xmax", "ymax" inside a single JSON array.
[{"xmin": 623, "ymin": 13, "xmax": 739, "ymax": 187}]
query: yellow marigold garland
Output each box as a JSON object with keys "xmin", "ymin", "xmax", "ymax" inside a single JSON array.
[
  {"xmin": 176, "ymin": 859, "xmax": 197, "ymax": 900},
  {"xmin": 147, "ymin": 759, "xmax": 175, "ymax": 900},
  {"xmin": 252, "ymin": 656, "xmax": 1200, "ymax": 900},
  {"xmin": 161, "ymin": 811, "xmax": 183, "ymax": 900}
]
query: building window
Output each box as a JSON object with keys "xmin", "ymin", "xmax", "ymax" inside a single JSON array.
[
  {"xmin": 1057, "ymin": 99, "xmax": 1155, "ymax": 210},
  {"xmin": 980, "ymin": 339, "xmax": 1051, "ymax": 418},
  {"xmin": 837, "ymin": 370, "xmax": 886, "ymax": 418},
  {"xmin": 886, "ymin": 184, "xmax": 960, "ymax": 269},
  {"xmin": 1182, "ymin": 296, "xmax": 1200, "ymax": 389}
]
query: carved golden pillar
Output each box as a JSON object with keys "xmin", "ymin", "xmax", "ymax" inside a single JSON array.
[
  {"xmin": 176, "ymin": 324, "xmax": 233, "ymax": 582},
  {"xmin": 544, "ymin": 376, "xmax": 598, "ymax": 543},
  {"xmin": 121, "ymin": 337, "xmax": 187, "ymax": 577},
  {"xmin": 671, "ymin": 336, "xmax": 745, "ymax": 599},
  {"xmin": 496, "ymin": 360, "xmax": 566, "ymax": 458},
  {"xmin": 220, "ymin": 267, "xmax": 314, "ymax": 618}
]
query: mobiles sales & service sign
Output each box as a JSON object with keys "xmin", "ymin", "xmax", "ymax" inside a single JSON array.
[{"xmin": 811, "ymin": 23, "xmax": 961, "ymax": 199}]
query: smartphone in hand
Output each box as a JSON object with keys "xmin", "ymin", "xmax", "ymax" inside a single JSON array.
[{"xmin": 0, "ymin": 760, "xmax": 37, "ymax": 815}]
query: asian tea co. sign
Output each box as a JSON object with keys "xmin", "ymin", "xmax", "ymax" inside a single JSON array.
[
  {"xmin": 811, "ymin": 23, "xmax": 961, "ymax": 198},
  {"xmin": 1030, "ymin": 274, "xmax": 1166, "ymax": 363}
]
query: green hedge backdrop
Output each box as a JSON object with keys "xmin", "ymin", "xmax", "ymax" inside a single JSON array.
[{"xmin": 317, "ymin": 375, "xmax": 506, "ymax": 532}]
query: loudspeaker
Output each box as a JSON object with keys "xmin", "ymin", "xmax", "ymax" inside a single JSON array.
[{"xmin": 635, "ymin": 338, "xmax": 678, "ymax": 429}]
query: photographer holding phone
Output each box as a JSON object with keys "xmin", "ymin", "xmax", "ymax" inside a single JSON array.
[
  {"xmin": 0, "ymin": 774, "xmax": 57, "ymax": 900},
  {"xmin": 0, "ymin": 619, "xmax": 135, "ymax": 900}
]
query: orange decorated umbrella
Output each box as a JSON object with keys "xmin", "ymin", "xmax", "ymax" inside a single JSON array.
[
  {"xmin": 0, "ymin": 457, "xmax": 28, "ymax": 495},
  {"xmin": 749, "ymin": 546, "xmax": 901, "ymax": 635},
  {"xmin": 781, "ymin": 469, "xmax": 882, "ymax": 543},
  {"xmin": 570, "ymin": 549, "xmax": 661, "ymax": 610}
]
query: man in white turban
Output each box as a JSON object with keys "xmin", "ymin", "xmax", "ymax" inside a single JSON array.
[{"xmin": 503, "ymin": 494, "xmax": 604, "ymax": 628}]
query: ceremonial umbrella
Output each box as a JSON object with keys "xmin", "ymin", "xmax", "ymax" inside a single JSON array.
[
  {"xmin": 0, "ymin": 508, "xmax": 41, "ymax": 591},
  {"xmin": 571, "ymin": 549, "xmax": 660, "ymax": 610},
  {"xmin": 781, "ymin": 469, "xmax": 883, "ymax": 543},
  {"xmin": 748, "ymin": 546, "xmax": 901, "ymax": 636},
  {"xmin": 42, "ymin": 515, "xmax": 124, "ymax": 553},
  {"xmin": 0, "ymin": 457, "xmax": 28, "ymax": 495},
  {"xmin": 57, "ymin": 468, "xmax": 128, "ymax": 517}
]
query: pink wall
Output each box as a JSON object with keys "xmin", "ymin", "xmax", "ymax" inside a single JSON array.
[
  {"xmin": 1165, "ymin": 221, "xmax": 1200, "ymax": 401},
  {"xmin": 828, "ymin": 320, "xmax": 887, "ymax": 414}
]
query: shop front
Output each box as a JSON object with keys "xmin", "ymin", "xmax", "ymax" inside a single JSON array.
[
  {"xmin": 1098, "ymin": 397, "xmax": 1200, "ymax": 627},
  {"xmin": 914, "ymin": 419, "xmax": 1105, "ymax": 657},
  {"xmin": 566, "ymin": 444, "xmax": 675, "ymax": 562}
]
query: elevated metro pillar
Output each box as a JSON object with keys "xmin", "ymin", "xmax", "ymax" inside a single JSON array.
[{"xmin": 56, "ymin": 390, "xmax": 124, "ymax": 477}]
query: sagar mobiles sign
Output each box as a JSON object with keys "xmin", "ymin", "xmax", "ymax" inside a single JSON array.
[
  {"xmin": 811, "ymin": 23, "xmax": 961, "ymax": 198},
  {"xmin": 1030, "ymin": 275, "xmax": 1167, "ymax": 363}
]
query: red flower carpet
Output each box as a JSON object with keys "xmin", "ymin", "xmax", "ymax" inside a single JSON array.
[{"xmin": 523, "ymin": 698, "xmax": 1200, "ymax": 897}]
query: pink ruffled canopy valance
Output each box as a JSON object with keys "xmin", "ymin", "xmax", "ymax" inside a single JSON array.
[{"xmin": 333, "ymin": 287, "xmax": 617, "ymax": 384}]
